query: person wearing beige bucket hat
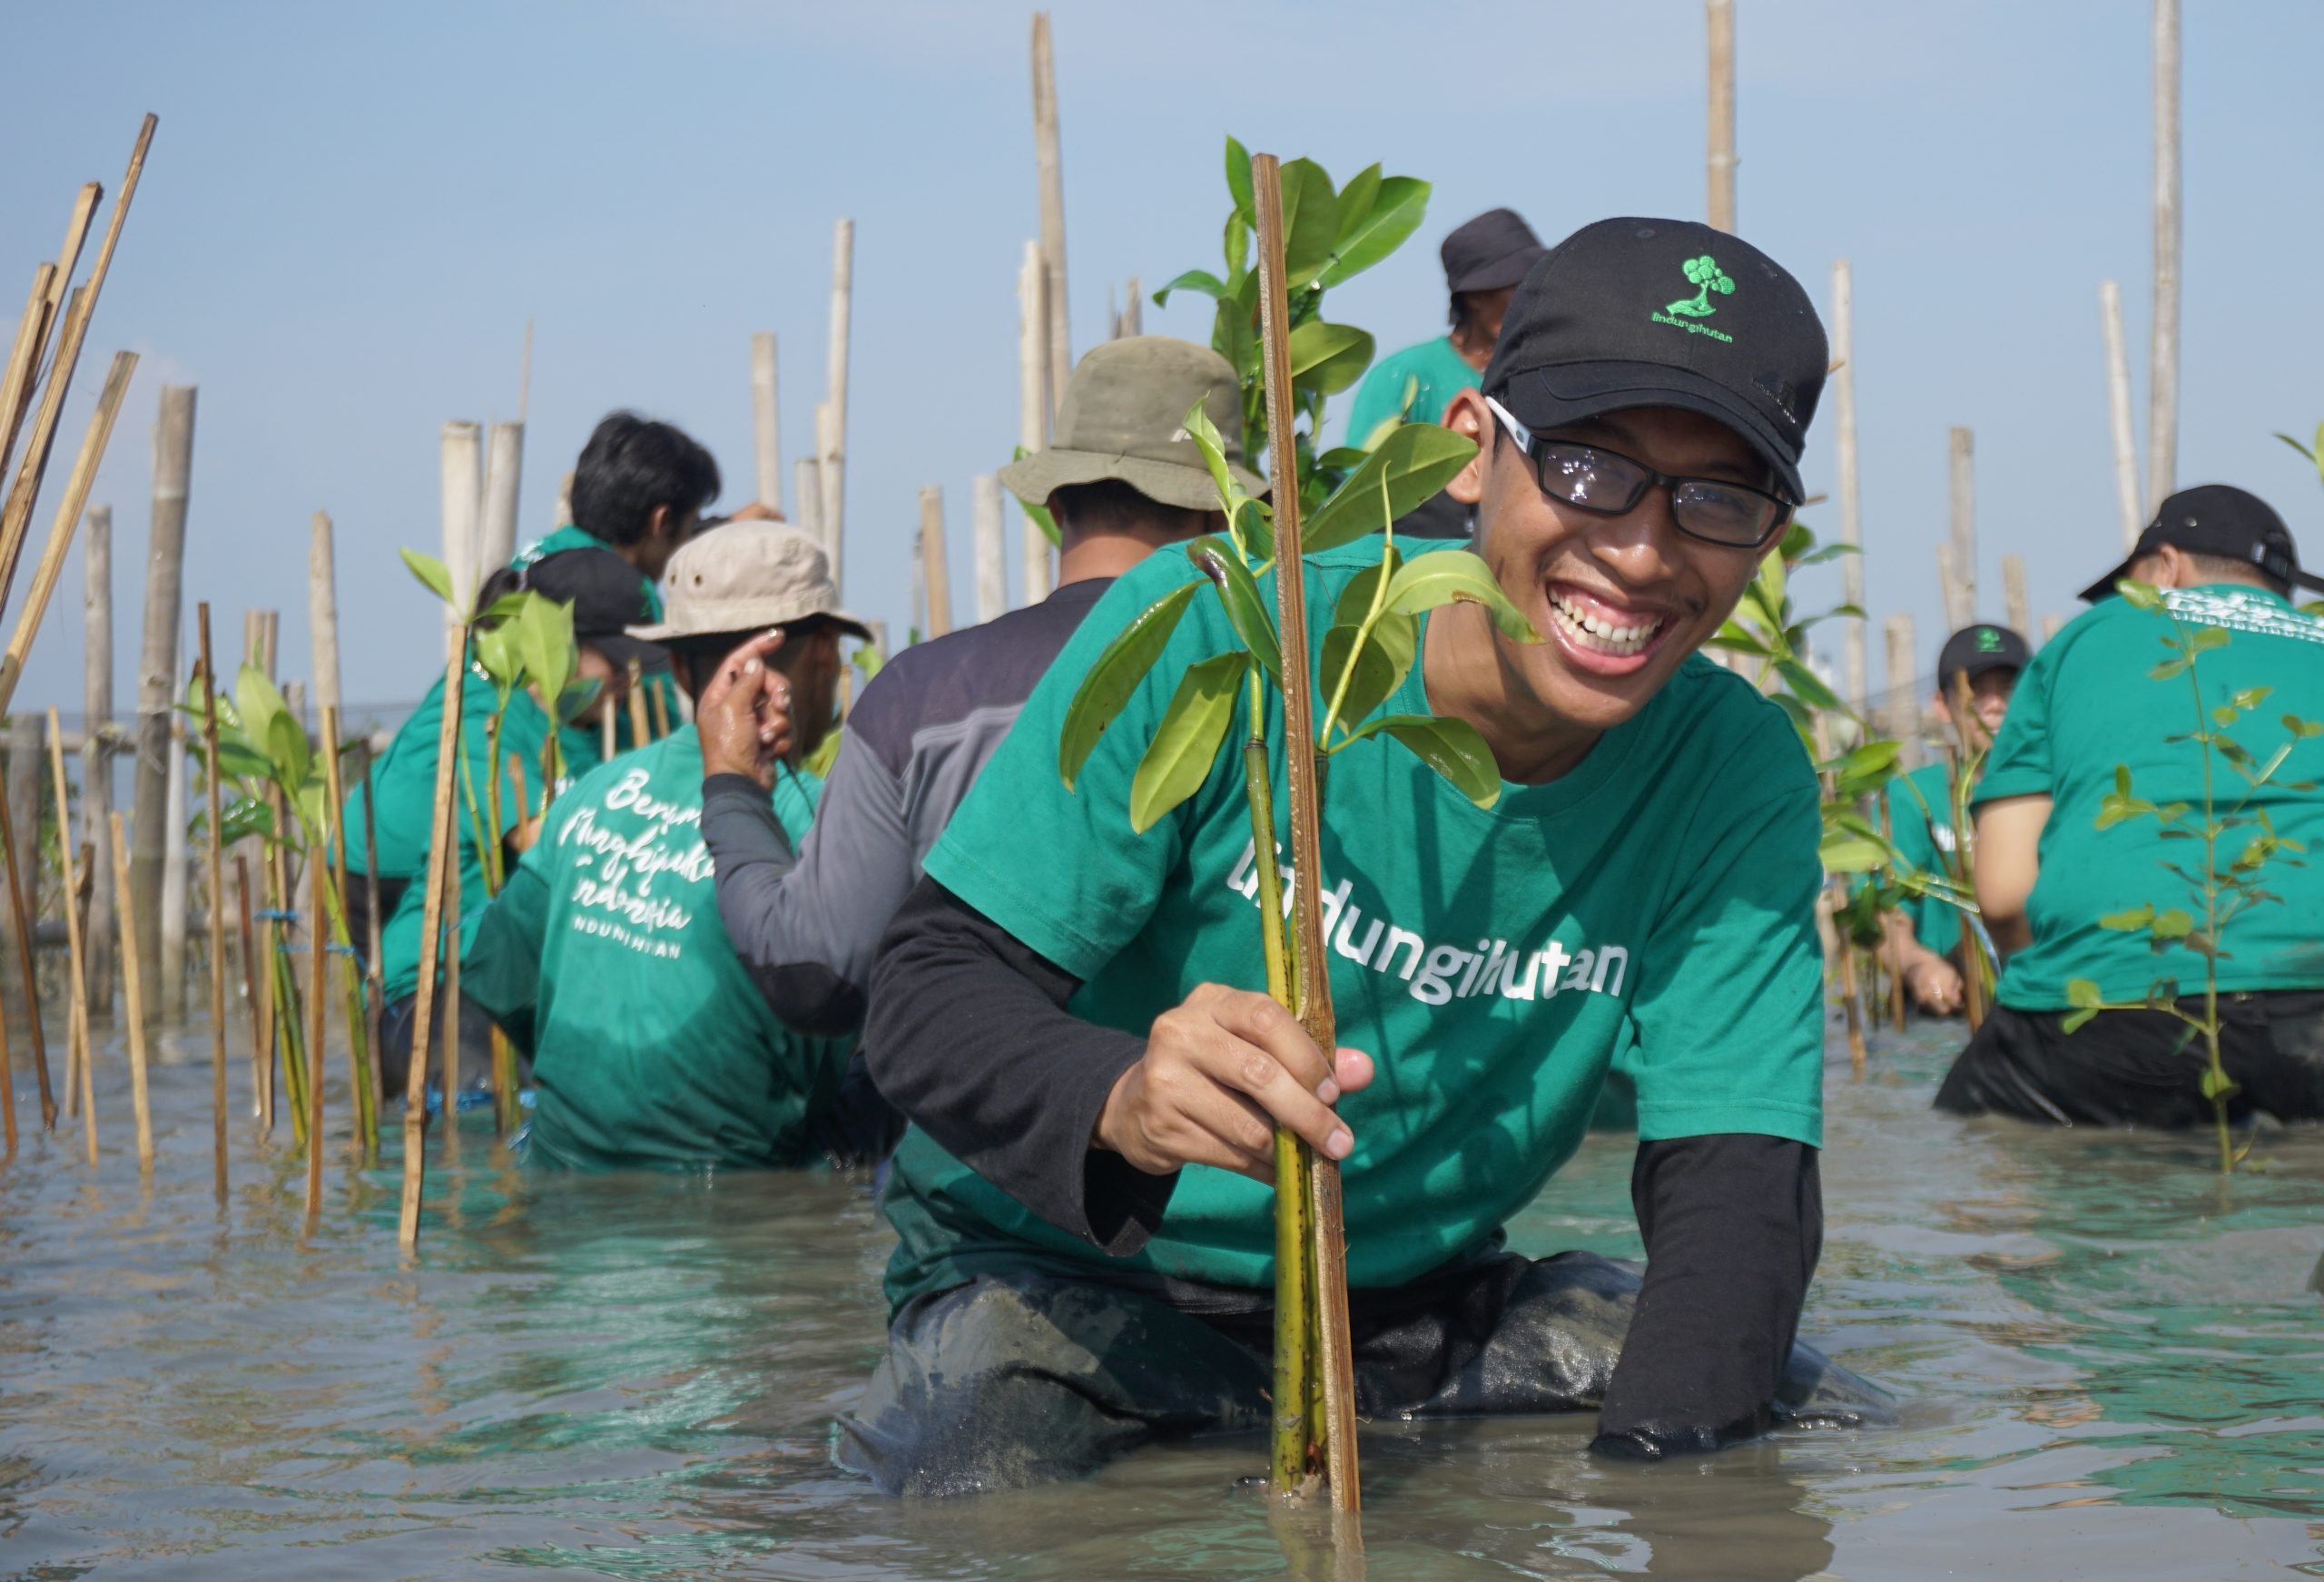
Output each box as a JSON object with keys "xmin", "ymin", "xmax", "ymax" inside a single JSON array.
[
  {"xmin": 691, "ymin": 336, "xmax": 1250, "ymax": 1079},
  {"xmin": 459, "ymin": 520, "xmax": 882, "ymax": 1170}
]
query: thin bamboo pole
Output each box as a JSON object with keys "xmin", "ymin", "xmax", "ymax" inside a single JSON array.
[
  {"xmin": 646, "ymin": 678, "xmax": 670, "ymax": 741},
  {"xmin": 1018, "ymin": 240, "xmax": 1054, "ymax": 604},
  {"xmin": 236, "ymin": 853, "xmax": 262, "ymax": 1123},
  {"xmin": 625, "ymin": 658, "xmax": 649, "ymax": 748},
  {"xmin": 1705, "ymin": 0, "xmax": 1737, "ymax": 232},
  {"xmin": 2148, "ymin": 0, "xmax": 2181, "ymax": 514},
  {"xmin": 1119, "ymin": 277, "xmax": 1142, "ymax": 339},
  {"xmin": 127, "ymin": 384, "xmax": 193, "ymax": 1016},
  {"xmin": 83, "ymin": 504, "xmax": 115, "ymax": 1021},
  {"xmin": 0, "ymin": 263, "xmax": 58, "ymax": 474},
  {"xmin": 303, "ymin": 820, "xmax": 328, "ymax": 1233},
  {"xmin": 308, "ymin": 510, "xmax": 340, "ymax": 714},
  {"xmin": 2042, "ymin": 613, "xmax": 2065, "ymax": 644},
  {"xmin": 106, "ymin": 812, "xmax": 153, "ymax": 1172},
  {"xmin": 918, "ymin": 486, "xmax": 952, "ymax": 639},
  {"xmin": 750, "ymin": 332, "xmax": 782, "ymax": 513},
  {"xmin": 47, "ymin": 710, "xmax": 94, "ymax": 1165},
  {"xmin": 1945, "ymin": 427, "xmax": 1974, "ymax": 631},
  {"xmin": 161, "ymin": 700, "xmax": 187, "ymax": 1018},
  {"xmin": 39, "ymin": 182, "xmax": 102, "ymax": 352},
  {"xmin": 320, "ymin": 704, "xmax": 370, "ymax": 1156},
  {"xmin": 479, "ymin": 422, "xmax": 523, "ymax": 574},
  {"xmin": 1031, "ymin": 12, "xmax": 1072, "ymax": 417},
  {"xmin": 972, "ymin": 474, "xmax": 1006, "ymax": 624},
  {"xmin": 196, "ymin": 607, "xmax": 229, "ymax": 1197},
  {"xmin": 2002, "ymin": 555, "xmax": 2031, "ymax": 641},
  {"xmin": 1830, "ymin": 261, "xmax": 1865, "ymax": 712},
  {"xmin": 820, "ymin": 221, "xmax": 853, "ymax": 596},
  {"xmin": 1879, "ymin": 799, "xmax": 1907, "ymax": 1033},
  {"xmin": 400, "ymin": 643, "xmax": 468, "ymax": 1249},
  {"xmin": 1886, "ymin": 614, "xmax": 1919, "ymax": 771},
  {"xmin": 0, "ymin": 714, "xmax": 45, "ymax": 1129},
  {"xmin": 0, "ymin": 351, "xmax": 139, "ymax": 715},
  {"xmin": 1253, "ymin": 152, "xmax": 1358, "ymax": 1513},
  {"xmin": 440, "ymin": 422, "xmax": 482, "ymax": 659},
  {"xmin": 2099, "ymin": 281, "xmax": 2143, "ymax": 549},
  {"xmin": 793, "ymin": 457, "xmax": 822, "ymax": 544},
  {"xmin": 358, "ymin": 743, "xmax": 386, "ymax": 1118},
  {"xmin": 438, "ymin": 828, "xmax": 463, "ymax": 1166}
]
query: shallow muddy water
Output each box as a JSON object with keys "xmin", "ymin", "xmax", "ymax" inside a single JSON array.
[{"xmin": 5, "ymin": 1014, "xmax": 2322, "ymax": 1579}]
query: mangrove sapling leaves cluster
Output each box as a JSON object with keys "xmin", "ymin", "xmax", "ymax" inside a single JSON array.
[{"xmin": 2063, "ymin": 579, "xmax": 2321, "ymax": 1171}]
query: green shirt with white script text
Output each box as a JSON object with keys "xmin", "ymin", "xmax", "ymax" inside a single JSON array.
[
  {"xmin": 1974, "ymin": 584, "xmax": 2324, "ymax": 1011},
  {"xmin": 881, "ymin": 535, "xmax": 1827, "ymax": 1306}
]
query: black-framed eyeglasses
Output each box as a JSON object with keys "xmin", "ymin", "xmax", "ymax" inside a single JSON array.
[{"xmin": 1483, "ymin": 395, "xmax": 1792, "ymax": 549}]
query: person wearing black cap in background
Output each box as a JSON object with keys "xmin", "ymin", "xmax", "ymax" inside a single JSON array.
[
  {"xmin": 1883, "ymin": 624, "xmax": 2032, "ymax": 1015},
  {"xmin": 347, "ymin": 546, "xmax": 658, "ymax": 1098},
  {"xmin": 1936, "ymin": 486, "xmax": 2324, "ymax": 1125},
  {"xmin": 1344, "ymin": 208, "xmax": 1547, "ymax": 539},
  {"xmin": 836, "ymin": 218, "xmax": 1889, "ymax": 1497}
]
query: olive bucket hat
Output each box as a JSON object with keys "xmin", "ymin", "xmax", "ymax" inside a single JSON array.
[{"xmin": 999, "ymin": 336, "xmax": 1264, "ymax": 514}]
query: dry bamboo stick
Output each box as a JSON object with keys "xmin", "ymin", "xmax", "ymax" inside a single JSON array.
[
  {"xmin": 0, "ymin": 264, "xmax": 57, "ymax": 480},
  {"xmin": 1030, "ymin": 12, "xmax": 1071, "ymax": 417},
  {"xmin": 1879, "ymin": 798, "xmax": 1907, "ymax": 1033},
  {"xmin": 2098, "ymin": 281, "xmax": 2143, "ymax": 550},
  {"xmin": 1885, "ymin": 614, "xmax": 1919, "ymax": 770},
  {"xmin": 793, "ymin": 457, "xmax": 822, "ymax": 544},
  {"xmin": 1706, "ymin": 0, "xmax": 1737, "ymax": 231},
  {"xmin": 1017, "ymin": 240, "xmax": 1053, "ymax": 605},
  {"xmin": 478, "ymin": 422, "xmax": 523, "ymax": 573},
  {"xmin": 308, "ymin": 511, "xmax": 340, "ymax": 715},
  {"xmin": 320, "ymin": 704, "xmax": 367, "ymax": 1154},
  {"xmin": 106, "ymin": 812, "xmax": 153, "ymax": 1171},
  {"xmin": 46, "ymin": 710, "xmax": 94, "ymax": 1165},
  {"xmin": 438, "ymin": 840, "xmax": 462, "ymax": 1166},
  {"xmin": 129, "ymin": 384, "xmax": 192, "ymax": 1025},
  {"xmin": 1119, "ymin": 277, "xmax": 1142, "ymax": 339},
  {"xmin": 1945, "ymin": 427, "xmax": 1974, "ymax": 631},
  {"xmin": 160, "ymin": 695, "xmax": 188, "ymax": 1019},
  {"xmin": 820, "ymin": 221, "xmax": 853, "ymax": 596},
  {"xmin": 0, "ymin": 715, "xmax": 47, "ymax": 1128},
  {"xmin": 0, "ymin": 351, "xmax": 138, "ymax": 714},
  {"xmin": 196, "ymin": 608, "xmax": 229, "ymax": 1197},
  {"xmin": 44, "ymin": 182, "xmax": 102, "ymax": 327},
  {"xmin": 2003, "ymin": 555, "xmax": 2031, "ymax": 640},
  {"xmin": 2148, "ymin": 0, "xmax": 2181, "ymax": 513},
  {"xmin": 236, "ymin": 853, "xmax": 262, "ymax": 1123},
  {"xmin": 972, "ymin": 474, "xmax": 1006, "ymax": 625},
  {"xmin": 0, "ymin": 179, "xmax": 98, "ymax": 474},
  {"xmin": 750, "ymin": 331, "xmax": 782, "ymax": 513},
  {"xmin": 440, "ymin": 423, "xmax": 482, "ymax": 661},
  {"xmin": 83, "ymin": 504, "xmax": 114, "ymax": 1020},
  {"xmin": 625, "ymin": 658, "xmax": 649, "ymax": 748},
  {"xmin": 919, "ymin": 486, "xmax": 952, "ymax": 639},
  {"xmin": 1252, "ymin": 151, "xmax": 1358, "ymax": 1513},
  {"xmin": 303, "ymin": 820, "xmax": 328, "ymax": 1233},
  {"xmin": 400, "ymin": 643, "xmax": 468, "ymax": 1248},
  {"xmin": 646, "ymin": 677, "xmax": 670, "ymax": 741},
  {"xmin": 1829, "ymin": 260, "xmax": 1865, "ymax": 712}
]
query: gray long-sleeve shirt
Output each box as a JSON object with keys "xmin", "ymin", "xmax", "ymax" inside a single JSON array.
[{"xmin": 702, "ymin": 576, "xmax": 1112, "ymax": 1035}]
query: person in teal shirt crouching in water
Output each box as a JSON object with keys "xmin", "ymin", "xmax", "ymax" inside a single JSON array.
[
  {"xmin": 836, "ymin": 217, "xmax": 1891, "ymax": 1494},
  {"xmin": 1938, "ymin": 486, "xmax": 2324, "ymax": 1126},
  {"xmin": 1884, "ymin": 623, "xmax": 2029, "ymax": 1016},
  {"xmin": 461, "ymin": 521, "xmax": 879, "ymax": 1171}
]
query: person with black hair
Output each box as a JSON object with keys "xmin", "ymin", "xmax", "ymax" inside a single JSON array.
[
  {"xmin": 516, "ymin": 411, "xmax": 724, "ymax": 594},
  {"xmin": 459, "ymin": 522, "xmax": 880, "ymax": 1169}
]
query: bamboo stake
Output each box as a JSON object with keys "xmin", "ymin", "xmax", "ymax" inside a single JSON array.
[
  {"xmin": 0, "ymin": 351, "xmax": 139, "ymax": 715},
  {"xmin": 750, "ymin": 331, "xmax": 782, "ymax": 513},
  {"xmin": 478, "ymin": 422, "xmax": 524, "ymax": 573},
  {"xmin": 47, "ymin": 711, "xmax": 94, "ymax": 1165},
  {"xmin": 793, "ymin": 457, "xmax": 822, "ymax": 544},
  {"xmin": 438, "ymin": 830, "xmax": 462, "ymax": 1165},
  {"xmin": 106, "ymin": 813, "xmax": 153, "ymax": 1172},
  {"xmin": 646, "ymin": 677, "xmax": 670, "ymax": 741},
  {"xmin": 599, "ymin": 703, "xmax": 615, "ymax": 762},
  {"xmin": 2042, "ymin": 613, "xmax": 2065, "ymax": 644},
  {"xmin": 83, "ymin": 504, "xmax": 115, "ymax": 1021},
  {"xmin": 0, "ymin": 263, "xmax": 58, "ymax": 473},
  {"xmin": 1945, "ymin": 427, "xmax": 1974, "ymax": 631},
  {"xmin": 1830, "ymin": 261, "xmax": 1865, "ymax": 712},
  {"xmin": 2098, "ymin": 281, "xmax": 2143, "ymax": 550},
  {"xmin": 400, "ymin": 642, "xmax": 468, "ymax": 1249},
  {"xmin": 38, "ymin": 183, "xmax": 102, "ymax": 355},
  {"xmin": 308, "ymin": 510, "xmax": 341, "ymax": 715},
  {"xmin": 820, "ymin": 221, "xmax": 853, "ymax": 596},
  {"xmin": 1886, "ymin": 614, "xmax": 1919, "ymax": 771},
  {"xmin": 918, "ymin": 486, "xmax": 952, "ymax": 638},
  {"xmin": 2002, "ymin": 555, "xmax": 2031, "ymax": 640},
  {"xmin": 440, "ymin": 422, "xmax": 482, "ymax": 660},
  {"xmin": 1879, "ymin": 799, "xmax": 1907, "ymax": 1032},
  {"xmin": 625, "ymin": 658, "xmax": 649, "ymax": 748},
  {"xmin": 1018, "ymin": 240, "xmax": 1054, "ymax": 604},
  {"xmin": 1119, "ymin": 277, "xmax": 1142, "ymax": 339},
  {"xmin": 0, "ymin": 916, "xmax": 11, "ymax": 1154},
  {"xmin": 128, "ymin": 384, "xmax": 193, "ymax": 1016},
  {"xmin": 1253, "ymin": 151, "xmax": 1358, "ymax": 1513},
  {"xmin": 2148, "ymin": 0, "xmax": 2181, "ymax": 514},
  {"xmin": 196, "ymin": 607, "xmax": 229, "ymax": 1197},
  {"xmin": 0, "ymin": 716, "xmax": 46, "ymax": 1128},
  {"xmin": 1705, "ymin": 0, "xmax": 1737, "ymax": 232},
  {"xmin": 236, "ymin": 853, "xmax": 262, "ymax": 1124},
  {"xmin": 0, "ymin": 115, "xmax": 156, "ymax": 605},
  {"xmin": 1031, "ymin": 12, "xmax": 1072, "ymax": 418},
  {"xmin": 972, "ymin": 473, "xmax": 1007, "ymax": 624},
  {"xmin": 161, "ymin": 700, "xmax": 188, "ymax": 1018},
  {"xmin": 320, "ymin": 705, "xmax": 370, "ymax": 1156},
  {"xmin": 303, "ymin": 814, "xmax": 328, "ymax": 1233},
  {"xmin": 358, "ymin": 742, "xmax": 386, "ymax": 1119},
  {"xmin": 1947, "ymin": 673, "xmax": 1993, "ymax": 1035}
]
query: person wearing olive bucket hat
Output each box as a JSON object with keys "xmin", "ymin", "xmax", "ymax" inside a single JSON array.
[
  {"xmin": 691, "ymin": 337, "xmax": 1252, "ymax": 1092},
  {"xmin": 459, "ymin": 521, "xmax": 877, "ymax": 1170}
]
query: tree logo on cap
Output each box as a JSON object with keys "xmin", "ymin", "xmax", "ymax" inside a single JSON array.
[
  {"xmin": 1650, "ymin": 255, "xmax": 1736, "ymax": 343},
  {"xmin": 1976, "ymin": 627, "xmax": 2004, "ymax": 653}
]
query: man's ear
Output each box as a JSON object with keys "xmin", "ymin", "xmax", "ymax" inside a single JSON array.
[
  {"xmin": 1442, "ymin": 388, "xmax": 1491, "ymax": 506},
  {"xmin": 645, "ymin": 503, "xmax": 674, "ymax": 541}
]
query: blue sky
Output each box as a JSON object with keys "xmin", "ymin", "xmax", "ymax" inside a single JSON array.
[{"xmin": 3, "ymin": 0, "xmax": 2319, "ymax": 718}]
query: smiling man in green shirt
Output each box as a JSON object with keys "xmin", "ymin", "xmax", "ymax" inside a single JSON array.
[
  {"xmin": 808, "ymin": 218, "xmax": 1888, "ymax": 1496},
  {"xmin": 1939, "ymin": 486, "xmax": 2324, "ymax": 1125}
]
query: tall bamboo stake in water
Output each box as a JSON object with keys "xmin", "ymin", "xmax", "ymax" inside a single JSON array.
[
  {"xmin": 320, "ymin": 705, "xmax": 374, "ymax": 1158},
  {"xmin": 750, "ymin": 331, "xmax": 782, "ymax": 514},
  {"xmin": 1030, "ymin": 12, "xmax": 1072, "ymax": 419},
  {"xmin": 918, "ymin": 486, "xmax": 952, "ymax": 639},
  {"xmin": 106, "ymin": 812, "xmax": 153, "ymax": 1172},
  {"xmin": 2147, "ymin": 0, "xmax": 2180, "ymax": 513},
  {"xmin": 2098, "ymin": 280, "xmax": 2143, "ymax": 550},
  {"xmin": 2002, "ymin": 555, "xmax": 2031, "ymax": 642},
  {"xmin": 46, "ymin": 709, "xmax": 95, "ymax": 1165},
  {"xmin": 1885, "ymin": 613, "xmax": 1920, "ymax": 770},
  {"xmin": 0, "ymin": 715, "xmax": 48, "ymax": 1128},
  {"xmin": 129, "ymin": 385, "xmax": 193, "ymax": 1015},
  {"xmin": 972, "ymin": 474, "xmax": 1006, "ymax": 625},
  {"xmin": 625, "ymin": 658, "xmax": 649, "ymax": 748},
  {"xmin": 1251, "ymin": 152, "xmax": 1359, "ymax": 1513},
  {"xmin": 83, "ymin": 502, "xmax": 115, "ymax": 1020},
  {"xmin": 160, "ymin": 683, "xmax": 188, "ymax": 1017},
  {"xmin": 479, "ymin": 421, "xmax": 524, "ymax": 574},
  {"xmin": 1705, "ymin": 0, "xmax": 1737, "ymax": 232},
  {"xmin": 0, "ymin": 263, "xmax": 59, "ymax": 475},
  {"xmin": 439, "ymin": 422, "xmax": 482, "ymax": 661},
  {"xmin": 236, "ymin": 852, "xmax": 264, "ymax": 1126},
  {"xmin": 1945, "ymin": 426, "xmax": 1975, "ymax": 629},
  {"xmin": 1017, "ymin": 239, "xmax": 1053, "ymax": 604},
  {"xmin": 303, "ymin": 817, "xmax": 328, "ymax": 1233},
  {"xmin": 400, "ymin": 641, "xmax": 468, "ymax": 1248},
  {"xmin": 820, "ymin": 221, "xmax": 853, "ymax": 596},
  {"xmin": 196, "ymin": 607, "xmax": 230, "ymax": 1198},
  {"xmin": 358, "ymin": 742, "xmax": 386, "ymax": 1126},
  {"xmin": 1829, "ymin": 260, "xmax": 1865, "ymax": 713},
  {"xmin": 308, "ymin": 510, "xmax": 341, "ymax": 715}
]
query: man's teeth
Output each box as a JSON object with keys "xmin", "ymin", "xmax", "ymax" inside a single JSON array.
[{"xmin": 1548, "ymin": 590, "xmax": 1662, "ymax": 656}]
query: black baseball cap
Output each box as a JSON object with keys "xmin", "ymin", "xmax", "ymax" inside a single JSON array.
[
  {"xmin": 2077, "ymin": 484, "xmax": 2320, "ymax": 603},
  {"xmin": 1442, "ymin": 208, "xmax": 1548, "ymax": 294},
  {"xmin": 521, "ymin": 547, "xmax": 670, "ymax": 672},
  {"xmin": 1482, "ymin": 217, "xmax": 1827, "ymax": 502},
  {"xmin": 1937, "ymin": 624, "xmax": 2031, "ymax": 691}
]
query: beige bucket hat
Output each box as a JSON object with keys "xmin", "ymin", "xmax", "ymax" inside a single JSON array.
[
  {"xmin": 627, "ymin": 521, "xmax": 873, "ymax": 643},
  {"xmin": 999, "ymin": 336, "xmax": 1265, "ymax": 514}
]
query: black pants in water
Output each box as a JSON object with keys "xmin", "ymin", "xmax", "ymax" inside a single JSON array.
[
  {"xmin": 378, "ymin": 992, "xmax": 506, "ymax": 1098},
  {"xmin": 837, "ymin": 1252, "xmax": 1891, "ymax": 1497},
  {"xmin": 1935, "ymin": 992, "xmax": 2324, "ymax": 1128}
]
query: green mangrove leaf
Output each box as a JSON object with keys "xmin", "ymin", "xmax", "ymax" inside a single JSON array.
[
  {"xmin": 2199, "ymin": 1064, "xmax": 2240, "ymax": 1102},
  {"xmin": 1182, "ymin": 401, "xmax": 1242, "ymax": 515},
  {"xmin": 2099, "ymin": 905, "xmax": 2156, "ymax": 931},
  {"xmin": 1381, "ymin": 551, "xmax": 1538, "ymax": 642},
  {"xmin": 1817, "ymin": 834, "xmax": 1888, "ymax": 874},
  {"xmin": 1151, "ymin": 269, "xmax": 1228, "ymax": 309},
  {"xmin": 2117, "ymin": 579, "xmax": 2166, "ymax": 613},
  {"xmin": 1275, "ymin": 158, "xmax": 1339, "ymax": 289},
  {"xmin": 1186, "ymin": 536, "xmax": 1282, "ymax": 686},
  {"xmin": 400, "ymin": 547, "xmax": 457, "ymax": 610},
  {"xmin": 264, "ymin": 706, "xmax": 311, "ymax": 792},
  {"xmin": 1007, "ymin": 446, "xmax": 1063, "ymax": 546},
  {"xmin": 233, "ymin": 666, "xmax": 289, "ymax": 769},
  {"xmin": 1224, "ymin": 134, "xmax": 1254, "ymax": 221},
  {"xmin": 1304, "ymin": 423, "xmax": 1478, "ymax": 552},
  {"xmin": 1318, "ymin": 175, "xmax": 1430, "ymax": 288},
  {"xmin": 1285, "ymin": 320, "xmax": 1374, "ymax": 396},
  {"xmin": 1774, "ymin": 659, "xmax": 1845, "ymax": 713},
  {"xmin": 2061, "ymin": 1007, "xmax": 2101, "ymax": 1034},
  {"xmin": 2191, "ymin": 624, "xmax": 2231, "ymax": 652},
  {"xmin": 1333, "ymin": 163, "xmax": 1382, "ymax": 245},
  {"xmin": 2150, "ymin": 908, "xmax": 2195, "ymax": 939},
  {"xmin": 2066, "ymin": 978, "xmax": 2103, "ymax": 1009},
  {"xmin": 1344, "ymin": 712, "xmax": 1500, "ymax": 809},
  {"xmin": 1319, "ymin": 610, "xmax": 1417, "ymax": 733},
  {"xmin": 1129, "ymin": 652, "xmax": 1246, "ymax": 834},
  {"xmin": 1059, "ymin": 580, "xmax": 1201, "ymax": 791},
  {"xmin": 556, "ymin": 677, "xmax": 603, "ymax": 726}
]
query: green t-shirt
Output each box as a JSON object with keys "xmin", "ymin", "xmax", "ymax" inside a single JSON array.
[
  {"xmin": 462, "ymin": 725, "xmax": 850, "ymax": 1170},
  {"xmin": 1885, "ymin": 762, "xmax": 1965, "ymax": 958},
  {"xmin": 881, "ymin": 535, "xmax": 1827, "ymax": 1307},
  {"xmin": 357, "ymin": 669, "xmax": 604, "ymax": 1002},
  {"xmin": 512, "ymin": 526, "xmax": 680, "ymax": 749},
  {"xmin": 1975, "ymin": 584, "xmax": 2324, "ymax": 1010},
  {"xmin": 1344, "ymin": 337, "xmax": 1480, "ymax": 450}
]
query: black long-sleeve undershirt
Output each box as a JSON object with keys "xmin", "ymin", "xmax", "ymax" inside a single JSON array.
[{"xmin": 866, "ymin": 874, "xmax": 1821, "ymax": 1455}]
